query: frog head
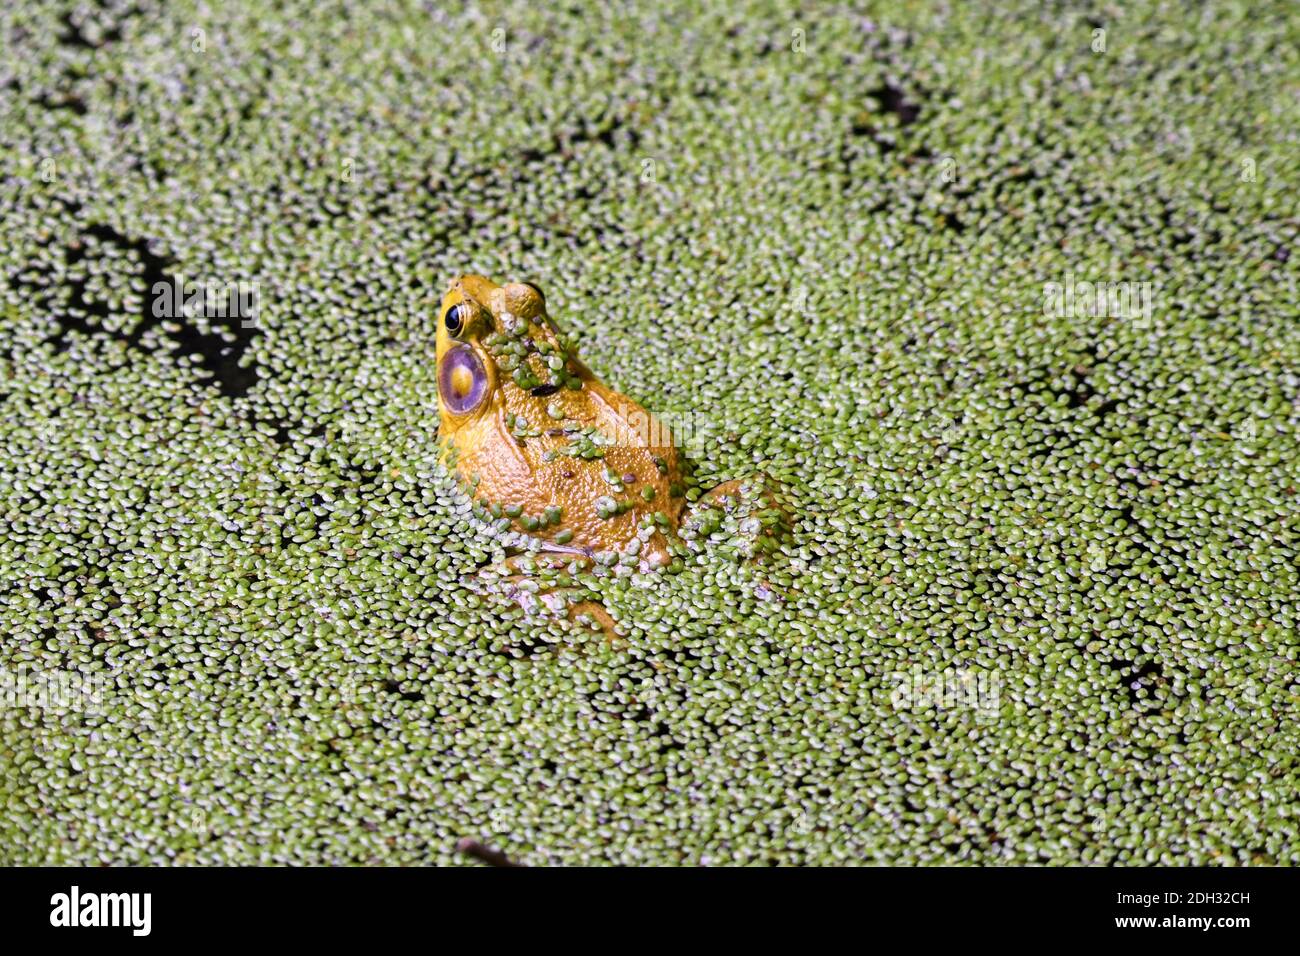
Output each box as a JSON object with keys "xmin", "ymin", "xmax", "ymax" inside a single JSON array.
[{"xmin": 434, "ymin": 275, "xmax": 687, "ymax": 568}]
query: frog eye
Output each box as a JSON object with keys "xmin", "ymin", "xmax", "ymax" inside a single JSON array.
[
  {"xmin": 443, "ymin": 304, "xmax": 467, "ymax": 336},
  {"xmin": 522, "ymin": 282, "xmax": 545, "ymax": 304},
  {"xmin": 438, "ymin": 345, "xmax": 488, "ymax": 415}
]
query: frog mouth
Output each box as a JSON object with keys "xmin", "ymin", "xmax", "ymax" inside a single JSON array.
[{"xmin": 438, "ymin": 344, "xmax": 489, "ymax": 415}]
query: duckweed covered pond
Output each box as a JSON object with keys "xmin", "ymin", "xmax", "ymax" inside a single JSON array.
[{"xmin": 1, "ymin": 1, "xmax": 1297, "ymax": 865}]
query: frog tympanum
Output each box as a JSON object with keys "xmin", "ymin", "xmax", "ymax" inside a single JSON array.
[{"xmin": 434, "ymin": 274, "xmax": 786, "ymax": 632}]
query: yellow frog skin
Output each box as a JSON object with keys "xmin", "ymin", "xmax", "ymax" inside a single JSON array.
[{"xmin": 435, "ymin": 275, "xmax": 687, "ymax": 571}]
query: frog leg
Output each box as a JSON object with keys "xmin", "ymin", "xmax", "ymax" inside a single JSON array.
[
  {"xmin": 471, "ymin": 549, "xmax": 623, "ymax": 639},
  {"xmin": 680, "ymin": 474, "xmax": 792, "ymax": 562}
]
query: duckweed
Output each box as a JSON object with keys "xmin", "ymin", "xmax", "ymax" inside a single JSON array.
[{"xmin": 0, "ymin": 0, "xmax": 1297, "ymax": 867}]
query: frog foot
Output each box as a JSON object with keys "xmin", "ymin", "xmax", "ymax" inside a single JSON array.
[
  {"xmin": 472, "ymin": 551, "xmax": 623, "ymax": 639},
  {"xmin": 680, "ymin": 475, "xmax": 792, "ymax": 561}
]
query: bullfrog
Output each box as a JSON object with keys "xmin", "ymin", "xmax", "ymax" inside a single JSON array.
[{"xmin": 434, "ymin": 274, "xmax": 788, "ymax": 631}]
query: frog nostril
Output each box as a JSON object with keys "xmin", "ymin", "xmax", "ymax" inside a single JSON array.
[{"xmin": 529, "ymin": 383, "xmax": 560, "ymax": 397}]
